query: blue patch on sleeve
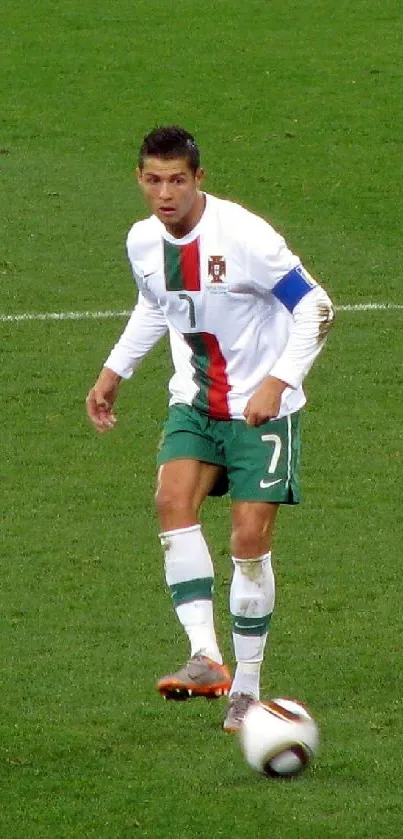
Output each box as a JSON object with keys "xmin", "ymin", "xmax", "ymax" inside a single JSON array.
[{"xmin": 272, "ymin": 266, "xmax": 316, "ymax": 313}]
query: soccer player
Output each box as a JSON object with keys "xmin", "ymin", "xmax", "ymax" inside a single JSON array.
[{"xmin": 86, "ymin": 125, "xmax": 334, "ymax": 732}]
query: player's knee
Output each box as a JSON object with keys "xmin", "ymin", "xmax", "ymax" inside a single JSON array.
[
  {"xmin": 231, "ymin": 522, "xmax": 267, "ymax": 558},
  {"xmin": 154, "ymin": 485, "xmax": 194, "ymax": 519}
]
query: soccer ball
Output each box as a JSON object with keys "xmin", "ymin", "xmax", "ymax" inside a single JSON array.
[{"xmin": 239, "ymin": 698, "xmax": 319, "ymax": 778}]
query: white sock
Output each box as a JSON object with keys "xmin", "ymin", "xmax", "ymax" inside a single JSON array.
[
  {"xmin": 160, "ymin": 525, "xmax": 222, "ymax": 664},
  {"xmin": 229, "ymin": 553, "xmax": 275, "ymax": 699}
]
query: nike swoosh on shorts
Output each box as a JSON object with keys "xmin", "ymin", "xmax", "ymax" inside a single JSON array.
[{"xmin": 259, "ymin": 477, "xmax": 283, "ymax": 489}]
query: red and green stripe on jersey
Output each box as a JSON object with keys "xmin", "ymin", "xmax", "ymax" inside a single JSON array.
[
  {"xmin": 163, "ymin": 239, "xmax": 231, "ymax": 419},
  {"xmin": 164, "ymin": 238, "xmax": 201, "ymax": 291},
  {"xmin": 184, "ymin": 332, "xmax": 231, "ymax": 420}
]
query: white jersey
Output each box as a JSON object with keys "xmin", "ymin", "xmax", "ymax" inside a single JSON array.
[{"xmin": 105, "ymin": 193, "xmax": 333, "ymax": 420}]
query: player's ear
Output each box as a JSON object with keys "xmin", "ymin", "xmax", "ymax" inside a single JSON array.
[
  {"xmin": 135, "ymin": 167, "xmax": 143, "ymax": 185},
  {"xmin": 195, "ymin": 167, "xmax": 204, "ymax": 188}
]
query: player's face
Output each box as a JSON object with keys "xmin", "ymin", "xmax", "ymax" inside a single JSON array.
[{"xmin": 137, "ymin": 156, "xmax": 204, "ymax": 236}]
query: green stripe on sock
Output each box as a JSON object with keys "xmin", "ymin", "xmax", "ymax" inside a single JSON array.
[
  {"xmin": 169, "ymin": 576, "xmax": 214, "ymax": 607},
  {"xmin": 232, "ymin": 614, "xmax": 272, "ymax": 636}
]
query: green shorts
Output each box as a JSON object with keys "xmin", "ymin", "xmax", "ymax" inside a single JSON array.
[{"xmin": 157, "ymin": 404, "xmax": 301, "ymax": 503}]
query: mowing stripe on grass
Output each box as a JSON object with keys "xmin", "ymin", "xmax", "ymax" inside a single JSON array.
[{"xmin": 0, "ymin": 303, "xmax": 402, "ymax": 324}]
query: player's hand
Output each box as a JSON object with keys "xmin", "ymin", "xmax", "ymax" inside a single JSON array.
[
  {"xmin": 86, "ymin": 368, "xmax": 121, "ymax": 433},
  {"xmin": 244, "ymin": 376, "xmax": 289, "ymax": 427}
]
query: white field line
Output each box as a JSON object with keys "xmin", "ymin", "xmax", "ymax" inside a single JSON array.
[
  {"xmin": 0, "ymin": 302, "xmax": 402, "ymax": 324},
  {"xmin": 0, "ymin": 310, "xmax": 132, "ymax": 323},
  {"xmin": 336, "ymin": 303, "xmax": 403, "ymax": 312}
]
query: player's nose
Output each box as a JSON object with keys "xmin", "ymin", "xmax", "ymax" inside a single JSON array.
[{"xmin": 158, "ymin": 180, "xmax": 172, "ymax": 199}]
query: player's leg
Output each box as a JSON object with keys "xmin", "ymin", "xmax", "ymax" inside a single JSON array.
[
  {"xmin": 155, "ymin": 457, "xmax": 219, "ymax": 531},
  {"xmin": 223, "ymin": 501, "xmax": 278, "ymax": 730},
  {"xmin": 155, "ymin": 406, "xmax": 231, "ymax": 699},
  {"xmin": 156, "ymin": 459, "xmax": 231, "ymax": 699},
  {"xmin": 222, "ymin": 411, "xmax": 300, "ymax": 730}
]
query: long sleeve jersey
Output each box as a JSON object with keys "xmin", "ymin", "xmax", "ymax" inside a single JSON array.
[{"xmin": 105, "ymin": 193, "xmax": 334, "ymax": 420}]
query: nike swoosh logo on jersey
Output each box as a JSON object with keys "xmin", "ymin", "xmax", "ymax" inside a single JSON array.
[
  {"xmin": 259, "ymin": 477, "xmax": 283, "ymax": 489},
  {"xmin": 144, "ymin": 270, "xmax": 158, "ymax": 279}
]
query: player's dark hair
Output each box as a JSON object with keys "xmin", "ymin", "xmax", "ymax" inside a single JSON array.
[{"xmin": 138, "ymin": 125, "xmax": 200, "ymax": 173}]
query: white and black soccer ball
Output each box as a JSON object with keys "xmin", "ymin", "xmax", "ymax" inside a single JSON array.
[{"xmin": 239, "ymin": 697, "xmax": 319, "ymax": 778}]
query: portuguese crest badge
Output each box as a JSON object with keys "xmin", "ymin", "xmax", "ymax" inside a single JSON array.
[{"xmin": 207, "ymin": 255, "xmax": 227, "ymax": 292}]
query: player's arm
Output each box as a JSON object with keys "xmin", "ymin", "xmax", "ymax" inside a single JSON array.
[
  {"xmin": 245, "ymin": 260, "xmax": 334, "ymax": 426},
  {"xmin": 86, "ymin": 292, "xmax": 167, "ymax": 432},
  {"xmin": 269, "ymin": 273, "xmax": 334, "ymax": 388},
  {"xmin": 243, "ymin": 213, "xmax": 334, "ymax": 425}
]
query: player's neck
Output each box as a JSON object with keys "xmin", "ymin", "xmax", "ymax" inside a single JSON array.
[{"xmin": 164, "ymin": 192, "xmax": 206, "ymax": 239}]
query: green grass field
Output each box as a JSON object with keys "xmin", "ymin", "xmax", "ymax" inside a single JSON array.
[{"xmin": 1, "ymin": 1, "xmax": 402, "ymax": 836}]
